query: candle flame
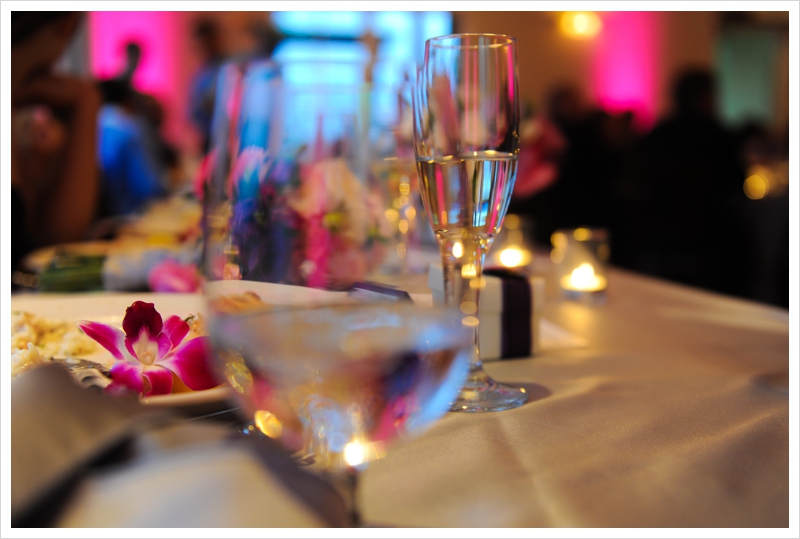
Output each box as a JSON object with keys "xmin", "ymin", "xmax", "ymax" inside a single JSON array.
[
  {"xmin": 343, "ymin": 439, "xmax": 385, "ymax": 467},
  {"xmin": 344, "ymin": 441, "xmax": 366, "ymax": 467},
  {"xmin": 498, "ymin": 246, "xmax": 531, "ymax": 268},
  {"xmin": 561, "ymin": 262, "xmax": 607, "ymax": 292}
]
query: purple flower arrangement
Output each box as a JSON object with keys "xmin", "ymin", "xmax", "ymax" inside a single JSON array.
[{"xmin": 221, "ymin": 140, "xmax": 391, "ymax": 290}]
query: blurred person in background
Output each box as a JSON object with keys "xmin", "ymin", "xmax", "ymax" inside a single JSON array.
[
  {"xmin": 114, "ymin": 40, "xmax": 182, "ymax": 191},
  {"xmin": 247, "ymin": 18, "xmax": 283, "ymax": 60},
  {"xmin": 96, "ymin": 79, "xmax": 167, "ymax": 218},
  {"xmin": 507, "ymin": 101, "xmax": 566, "ymax": 202},
  {"xmin": 114, "ymin": 41, "xmax": 142, "ymax": 92},
  {"xmin": 511, "ymin": 84, "xmax": 618, "ymax": 246},
  {"xmin": 11, "ymin": 11, "xmax": 100, "ymax": 274},
  {"xmin": 189, "ymin": 19, "xmax": 226, "ymax": 154},
  {"xmin": 629, "ymin": 68, "xmax": 755, "ymax": 298}
]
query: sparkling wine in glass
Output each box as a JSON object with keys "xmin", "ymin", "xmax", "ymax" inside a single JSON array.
[
  {"xmin": 206, "ymin": 301, "xmax": 472, "ymax": 526},
  {"xmin": 413, "ymin": 33, "xmax": 528, "ymax": 412}
]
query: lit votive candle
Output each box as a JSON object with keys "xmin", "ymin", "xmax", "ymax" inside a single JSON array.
[
  {"xmin": 552, "ymin": 227, "xmax": 610, "ymax": 304},
  {"xmin": 488, "ymin": 214, "xmax": 535, "ymax": 270},
  {"xmin": 560, "ymin": 262, "xmax": 607, "ymax": 292},
  {"xmin": 498, "ymin": 245, "xmax": 533, "ymax": 269}
]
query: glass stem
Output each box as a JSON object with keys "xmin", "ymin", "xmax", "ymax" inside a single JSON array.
[
  {"xmin": 343, "ymin": 470, "xmax": 362, "ymax": 527},
  {"xmin": 441, "ymin": 239, "xmax": 490, "ymax": 387}
]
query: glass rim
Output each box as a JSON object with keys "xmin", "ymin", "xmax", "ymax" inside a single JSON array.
[{"xmin": 426, "ymin": 33, "xmax": 516, "ymax": 49}]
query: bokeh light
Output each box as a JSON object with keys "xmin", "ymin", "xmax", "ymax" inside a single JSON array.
[
  {"xmin": 744, "ymin": 173, "xmax": 769, "ymax": 200},
  {"xmin": 560, "ymin": 12, "xmax": 602, "ymax": 39}
]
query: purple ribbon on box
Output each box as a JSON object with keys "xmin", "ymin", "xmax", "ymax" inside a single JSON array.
[{"xmin": 484, "ymin": 268, "xmax": 532, "ymax": 359}]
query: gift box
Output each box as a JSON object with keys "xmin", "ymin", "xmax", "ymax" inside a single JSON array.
[{"xmin": 428, "ymin": 263, "xmax": 544, "ymax": 361}]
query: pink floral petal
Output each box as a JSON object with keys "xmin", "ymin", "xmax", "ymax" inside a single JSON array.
[
  {"xmin": 156, "ymin": 332, "xmax": 173, "ymax": 360},
  {"xmin": 110, "ymin": 362, "xmax": 144, "ymax": 394},
  {"xmin": 142, "ymin": 365, "xmax": 174, "ymax": 396},
  {"xmin": 78, "ymin": 321, "xmax": 127, "ymax": 361},
  {"xmin": 123, "ymin": 330, "xmax": 170, "ymax": 364},
  {"xmin": 163, "ymin": 315, "xmax": 190, "ymax": 349},
  {"xmin": 159, "ymin": 337, "xmax": 218, "ymax": 391},
  {"xmin": 148, "ymin": 260, "xmax": 200, "ymax": 293},
  {"xmin": 123, "ymin": 301, "xmax": 163, "ymax": 341}
]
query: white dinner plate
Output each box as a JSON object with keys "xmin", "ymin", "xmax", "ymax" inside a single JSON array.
[{"xmin": 11, "ymin": 282, "xmax": 347, "ymax": 407}]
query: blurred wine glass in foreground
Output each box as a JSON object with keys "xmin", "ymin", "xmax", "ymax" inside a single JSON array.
[
  {"xmin": 413, "ymin": 33, "xmax": 528, "ymax": 412},
  {"xmin": 201, "ymin": 59, "xmax": 472, "ymax": 525},
  {"xmin": 207, "ymin": 302, "xmax": 471, "ymax": 525}
]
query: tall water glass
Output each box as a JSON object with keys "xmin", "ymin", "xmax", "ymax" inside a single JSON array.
[{"xmin": 413, "ymin": 34, "xmax": 528, "ymax": 412}]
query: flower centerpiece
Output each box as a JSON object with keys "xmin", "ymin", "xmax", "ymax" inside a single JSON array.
[{"xmin": 216, "ymin": 125, "xmax": 391, "ymax": 290}]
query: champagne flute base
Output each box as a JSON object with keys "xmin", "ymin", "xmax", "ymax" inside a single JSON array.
[{"xmin": 449, "ymin": 369, "xmax": 528, "ymax": 413}]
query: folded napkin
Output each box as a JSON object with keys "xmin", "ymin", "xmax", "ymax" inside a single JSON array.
[
  {"xmin": 11, "ymin": 366, "xmax": 168, "ymax": 525},
  {"xmin": 11, "ymin": 365, "xmax": 348, "ymax": 527},
  {"xmin": 56, "ymin": 424, "xmax": 346, "ymax": 527}
]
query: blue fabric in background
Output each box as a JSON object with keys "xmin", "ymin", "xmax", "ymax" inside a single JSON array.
[{"xmin": 97, "ymin": 105, "xmax": 166, "ymax": 216}]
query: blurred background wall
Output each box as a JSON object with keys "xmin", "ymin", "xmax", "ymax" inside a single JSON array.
[
  {"xmin": 455, "ymin": 11, "xmax": 788, "ymax": 131},
  {"xmin": 74, "ymin": 10, "xmax": 788, "ymax": 155},
  {"xmin": 51, "ymin": 9, "xmax": 787, "ymax": 306}
]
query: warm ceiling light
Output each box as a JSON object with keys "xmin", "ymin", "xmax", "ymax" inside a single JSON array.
[{"xmin": 560, "ymin": 12, "xmax": 602, "ymax": 39}]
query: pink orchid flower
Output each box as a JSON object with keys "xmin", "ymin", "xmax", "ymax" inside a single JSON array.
[{"xmin": 79, "ymin": 301, "xmax": 217, "ymax": 397}]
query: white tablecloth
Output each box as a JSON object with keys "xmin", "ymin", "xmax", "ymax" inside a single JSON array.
[
  {"xmin": 11, "ymin": 261, "xmax": 790, "ymax": 529},
  {"xmin": 361, "ymin": 263, "xmax": 789, "ymax": 527}
]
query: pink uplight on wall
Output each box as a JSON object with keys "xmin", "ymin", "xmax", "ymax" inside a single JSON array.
[
  {"xmin": 89, "ymin": 11, "xmax": 179, "ymax": 93},
  {"xmin": 88, "ymin": 11, "xmax": 198, "ymax": 151},
  {"xmin": 591, "ymin": 12, "xmax": 659, "ymax": 129}
]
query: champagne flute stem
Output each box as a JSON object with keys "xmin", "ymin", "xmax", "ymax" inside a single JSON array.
[
  {"xmin": 441, "ymin": 236, "xmax": 527, "ymax": 411},
  {"xmin": 340, "ymin": 470, "xmax": 362, "ymax": 527},
  {"xmin": 441, "ymin": 239, "xmax": 489, "ymax": 383}
]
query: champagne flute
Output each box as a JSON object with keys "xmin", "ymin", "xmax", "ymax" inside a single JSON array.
[{"xmin": 413, "ymin": 34, "xmax": 528, "ymax": 412}]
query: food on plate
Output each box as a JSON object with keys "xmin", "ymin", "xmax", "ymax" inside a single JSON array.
[
  {"xmin": 10, "ymin": 343, "xmax": 48, "ymax": 378},
  {"xmin": 10, "ymin": 311, "xmax": 98, "ymax": 377},
  {"xmin": 207, "ymin": 291, "xmax": 270, "ymax": 314},
  {"xmin": 184, "ymin": 313, "xmax": 207, "ymax": 339},
  {"xmin": 11, "ymin": 292, "xmax": 268, "ymax": 395}
]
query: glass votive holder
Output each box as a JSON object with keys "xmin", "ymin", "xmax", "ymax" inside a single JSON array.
[
  {"xmin": 487, "ymin": 214, "xmax": 535, "ymax": 273},
  {"xmin": 551, "ymin": 227, "xmax": 610, "ymax": 304}
]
